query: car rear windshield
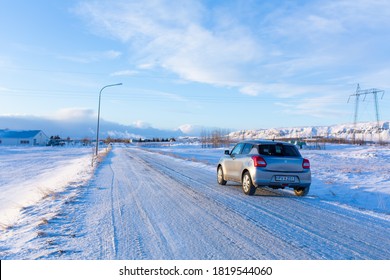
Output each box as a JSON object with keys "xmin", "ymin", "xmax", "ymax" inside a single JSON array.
[{"xmin": 257, "ymin": 144, "xmax": 301, "ymax": 157}]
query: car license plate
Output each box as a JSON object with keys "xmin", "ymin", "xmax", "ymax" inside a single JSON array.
[{"xmin": 275, "ymin": 175, "xmax": 296, "ymax": 182}]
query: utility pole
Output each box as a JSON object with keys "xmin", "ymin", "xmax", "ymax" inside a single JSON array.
[{"xmin": 348, "ymin": 84, "xmax": 385, "ymax": 144}]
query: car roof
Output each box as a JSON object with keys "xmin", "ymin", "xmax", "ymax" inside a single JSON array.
[{"xmin": 238, "ymin": 140, "xmax": 294, "ymax": 146}]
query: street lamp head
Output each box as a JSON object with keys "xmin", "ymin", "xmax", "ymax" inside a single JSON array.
[{"xmin": 100, "ymin": 83, "xmax": 123, "ymax": 94}]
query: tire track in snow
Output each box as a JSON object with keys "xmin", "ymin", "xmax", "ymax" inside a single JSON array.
[
  {"xmin": 56, "ymin": 146, "xmax": 390, "ymax": 260},
  {"xmin": 135, "ymin": 147, "xmax": 390, "ymax": 259},
  {"xmin": 126, "ymin": 148, "xmax": 317, "ymax": 259},
  {"xmin": 122, "ymin": 152, "xmax": 257, "ymax": 259},
  {"xmin": 108, "ymin": 162, "xmax": 118, "ymax": 257},
  {"xmin": 135, "ymin": 149, "xmax": 327, "ymax": 258}
]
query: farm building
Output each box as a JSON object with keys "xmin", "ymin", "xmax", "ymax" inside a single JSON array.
[{"xmin": 0, "ymin": 130, "xmax": 49, "ymax": 146}]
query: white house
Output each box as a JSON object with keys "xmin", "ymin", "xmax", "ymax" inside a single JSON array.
[{"xmin": 0, "ymin": 130, "xmax": 49, "ymax": 146}]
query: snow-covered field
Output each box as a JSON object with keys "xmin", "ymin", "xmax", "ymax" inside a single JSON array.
[
  {"xmin": 0, "ymin": 146, "xmax": 95, "ymax": 228},
  {"xmin": 0, "ymin": 142, "xmax": 389, "ymax": 259}
]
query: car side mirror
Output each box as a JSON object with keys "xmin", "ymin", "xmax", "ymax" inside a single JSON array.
[{"xmin": 224, "ymin": 150, "xmax": 230, "ymax": 155}]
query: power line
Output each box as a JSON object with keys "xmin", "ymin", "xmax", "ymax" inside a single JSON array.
[{"xmin": 348, "ymin": 84, "xmax": 385, "ymax": 143}]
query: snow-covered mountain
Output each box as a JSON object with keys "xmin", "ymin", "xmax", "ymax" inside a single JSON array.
[
  {"xmin": 229, "ymin": 121, "xmax": 390, "ymax": 143},
  {"xmin": 1, "ymin": 114, "xmax": 389, "ymax": 143}
]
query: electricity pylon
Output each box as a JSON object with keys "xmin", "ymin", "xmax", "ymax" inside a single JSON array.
[{"xmin": 348, "ymin": 84, "xmax": 385, "ymax": 144}]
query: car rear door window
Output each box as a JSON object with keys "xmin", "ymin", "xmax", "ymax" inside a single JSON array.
[
  {"xmin": 231, "ymin": 143, "xmax": 245, "ymax": 155},
  {"xmin": 241, "ymin": 144, "xmax": 253, "ymax": 155}
]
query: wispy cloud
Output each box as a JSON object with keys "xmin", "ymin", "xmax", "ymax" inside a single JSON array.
[
  {"xmin": 75, "ymin": 0, "xmax": 262, "ymax": 90},
  {"xmin": 132, "ymin": 120, "xmax": 151, "ymax": 129},
  {"xmin": 110, "ymin": 70, "xmax": 138, "ymax": 77},
  {"xmin": 266, "ymin": 0, "xmax": 390, "ymax": 72},
  {"xmin": 58, "ymin": 50, "xmax": 121, "ymax": 63},
  {"xmin": 0, "ymin": 86, "xmax": 11, "ymax": 93},
  {"xmin": 275, "ymin": 95, "xmax": 345, "ymax": 119},
  {"xmin": 53, "ymin": 107, "xmax": 95, "ymax": 121},
  {"xmin": 74, "ymin": 0, "xmax": 390, "ymax": 99},
  {"xmin": 177, "ymin": 124, "xmax": 203, "ymax": 135},
  {"xmin": 135, "ymin": 88, "xmax": 189, "ymax": 103}
]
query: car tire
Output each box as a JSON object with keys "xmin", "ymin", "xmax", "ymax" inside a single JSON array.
[
  {"xmin": 294, "ymin": 186, "xmax": 310, "ymax": 196},
  {"xmin": 242, "ymin": 172, "xmax": 256, "ymax": 195},
  {"xmin": 217, "ymin": 166, "xmax": 227, "ymax": 185}
]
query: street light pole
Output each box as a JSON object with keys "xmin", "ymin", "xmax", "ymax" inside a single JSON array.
[{"xmin": 95, "ymin": 83, "xmax": 122, "ymax": 156}]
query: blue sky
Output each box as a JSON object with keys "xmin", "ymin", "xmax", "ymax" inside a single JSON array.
[{"xmin": 1, "ymin": 0, "xmax": 389, "ymax": 134}]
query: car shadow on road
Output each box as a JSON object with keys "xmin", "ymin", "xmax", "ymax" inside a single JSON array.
[{"xmin": 224, "ymin": 183, "xmax": 296, "ymax": 197}]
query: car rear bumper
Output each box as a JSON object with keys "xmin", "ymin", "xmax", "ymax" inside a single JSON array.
[{"xmin": 252, "ymin": 169, "xmax": 311, "ymax": 189}]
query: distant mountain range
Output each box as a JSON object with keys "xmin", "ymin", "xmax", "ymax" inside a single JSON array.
[
  {"xmin": 228, "ymin": 121, "xmax": 390, "ymax": 143},
  {"xmin": 1, "ymin": 115, "xmax": 389, "ymax": 143}
]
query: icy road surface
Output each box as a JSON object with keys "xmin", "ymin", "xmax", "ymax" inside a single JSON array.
[{"xmin": 2, "ymin": 145, "xmax": 390, "ymax": 259}]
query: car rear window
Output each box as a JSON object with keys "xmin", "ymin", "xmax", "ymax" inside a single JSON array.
[{"xmin": 258, "ymin": 144, "xmax": 301, "ymax": 157}]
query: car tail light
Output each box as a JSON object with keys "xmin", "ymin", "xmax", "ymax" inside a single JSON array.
[
  {"xmin": 302, "ymin": 158, "xmax": 310, "ymax": 169},
  {"xmin": 252, "ymin": 155, "xmax": 267, "ymax": 167}
]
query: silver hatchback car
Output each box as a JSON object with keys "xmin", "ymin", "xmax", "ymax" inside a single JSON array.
[{"xmin": 217, "ymin": 140, "xmax": 311, "ymax": 196}]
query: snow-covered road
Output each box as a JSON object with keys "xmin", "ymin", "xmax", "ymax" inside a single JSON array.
[
  {"xmin": 2, "ymin": 145, "xmax": 390, "ymax": 259},
  {"xmin": 59, "ymin": 146, "xmax": 390, "ymax": 259}
]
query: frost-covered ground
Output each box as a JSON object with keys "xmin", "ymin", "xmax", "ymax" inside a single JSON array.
[
  {"xmin": 141, "ymin": 142, "xmax": 390, "ymax": 215},
  {"xmin": 0, "ymin": 143, "xmax": 389, "ymax": 259},
  {"xmin": 0, "ymin": 146, "xmax": 95, "ymax": 229}
]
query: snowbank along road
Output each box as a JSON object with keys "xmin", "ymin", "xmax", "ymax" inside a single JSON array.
[{"xmin": 2, "ymin": 145, "xmax": 390, "ymax": 259}]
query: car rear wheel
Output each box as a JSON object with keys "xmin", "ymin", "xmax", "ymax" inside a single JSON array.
[
  {"xmin": 294, "ymin": 186, "xmax": 310, "ymax": 196},
  {"xmin": 242, "ymin": 172, "xmax": 256, "ymax": 195},
  {"xmin": 217, "ymin": 166, "xmax": 227, "ymax": 185}
]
